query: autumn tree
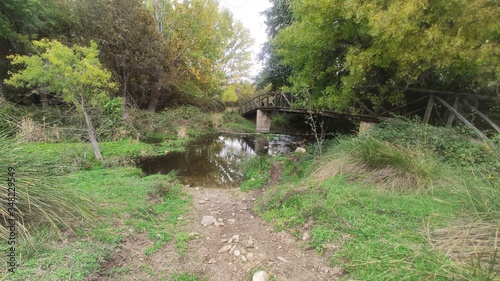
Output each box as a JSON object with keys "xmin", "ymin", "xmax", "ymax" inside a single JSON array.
[
  {"xmin": 155, "ymin": 0, "xmax": 253, "ymax": 99},
  {"xmin": 76, "ymin": 0, "xmax": 166, "ymax": 115},
  {"xmin": 272, "ymin": 0, "xmax": 499, "ymax": 111},
  {"xmin": 4, "ymin": 39, "xmax": 116, "ymax": 160}
]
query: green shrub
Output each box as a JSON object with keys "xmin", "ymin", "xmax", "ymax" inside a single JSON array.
[
  {"xmin": 241, "ymin": 155, "xmax": 271, "ymax": 191},
  {"xmin": 370, "ymin": 119, "xmax": 499, "ymax": 173},
  {"xmin": 221, "ymin": 110, "xmax": 255, "ymax": 133},
  {"xmin": 313, "ymin": 135, "xmax": 449, "ymax": 190},
  {"xmin": 0, "ymin": 132, "xmax": 91, "ymax": 242}
]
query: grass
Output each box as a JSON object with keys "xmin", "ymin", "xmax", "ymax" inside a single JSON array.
[
  {"xmin": 0, "ymin": 132, "xmax": 92, "ymax": 243},
  {"xmin": 0, "ymin": 166, "xmax": 191, "ymax": 280},
  {"xmin": 240, "ymin": 155, "xmax": 271, "ymax": 191},
  {"xmin": 249, "ymin": 121, "xmax": 500, "ymax": 280}
]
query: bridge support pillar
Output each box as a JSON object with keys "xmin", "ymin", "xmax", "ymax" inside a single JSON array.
[
  {"xmin": 359, "ymin": 121, "xmax": 376, "ymax": 135},
  {"xmin": 256, "ymin": 110, "xmax": 272, "ymax": 133}
]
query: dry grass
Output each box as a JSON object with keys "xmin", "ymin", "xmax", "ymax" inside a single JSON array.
[
  {"xmin": 17, "ymin": 117, "xmax": 61, "ymax": 142},
  {"xmin": 426, "ymin": 220, "xmax": 499, "ymax": 277},
  {"xmin": 312, "ymin": 148, "xmax": 447, "ymax": 191}
]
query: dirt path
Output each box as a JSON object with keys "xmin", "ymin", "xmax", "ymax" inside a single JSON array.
[{"xmin": 94, "ymin": 187, "xmax": 342, "ymax": 281}]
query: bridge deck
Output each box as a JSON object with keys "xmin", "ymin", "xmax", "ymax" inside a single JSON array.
[{"xmin": 238, "ymin": 91, "xmax": 499, "ymax": 141}]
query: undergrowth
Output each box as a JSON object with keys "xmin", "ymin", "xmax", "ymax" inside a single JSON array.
[
  {"xmin": 0, "ymin": 132, "xmax": 91, "ymax": 242},
  {"xmin": 249, "ymin": 119, "xmax": 499, "ymax": 280}
]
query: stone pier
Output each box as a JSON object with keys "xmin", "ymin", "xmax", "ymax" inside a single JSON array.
[{"xmin": 256, "ymin": 110, "xmax": 272, "ymax": 133}]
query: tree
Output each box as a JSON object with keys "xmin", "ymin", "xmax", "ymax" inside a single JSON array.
[
  {"xmin": 4, "ymin": 39, "xmax": 116, "ymax": 160},
  {"xmin": 273, "ymin": 0, "xmax": 499, "ymax": 111},
  {"xmin": 0, "ymin": 0, "xmax": 74, "ymax": 104},
  {"xmin": 257, "ymin": 0, "xmax": 294, "ymax": 91},
  {"xmin": 76, "ymin": 0, "xmax": 166, "ymax": 115},
  {"xmin": 158, "ymin": 0, "xmax": 253, "ymax": 99}
]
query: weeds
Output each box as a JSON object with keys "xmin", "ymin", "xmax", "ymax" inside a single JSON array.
[
  {"xmin": 0, "ymin": 131, "xmax": 92, "ymax": 242},
  {"xmin": 249, "ymin": 119, "xmax": 500, "ymax": 279},
  {"xmin": 241, "ymin": 155, "xmax": 271, "ymax": 191}
]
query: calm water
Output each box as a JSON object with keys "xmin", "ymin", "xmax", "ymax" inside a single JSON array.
[{"xmin": 137, "ymin": 134, "xmax": 308, "ymax": 188}]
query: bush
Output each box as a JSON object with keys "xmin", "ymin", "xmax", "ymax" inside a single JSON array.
[
  {"xmin": 313, "ymin": 135, "xmax": 449, "ymax": 191},
  {"xmin": 0, "ymin": 132, "xmax": 91, "ymax": 242},
  {"xmin": 370, "ymin": 119, "xmax": 499, "ymax": 173}
]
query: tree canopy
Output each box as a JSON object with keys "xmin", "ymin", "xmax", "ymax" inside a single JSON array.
[
  {"xmin": 5, "ymin": 39, "xmax": 116, "ymax": 159},
  {"xmin": 264, "ymin": 0, "xmax": 499, "ymax": 111},
  {"xmin": 1, "ymin": 0, "xmax": 255, "ymax": 112}
]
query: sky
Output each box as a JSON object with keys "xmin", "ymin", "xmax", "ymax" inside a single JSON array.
[{"xmin": 219, "ymin": 0, "xmax": 272, "ymax": 78}]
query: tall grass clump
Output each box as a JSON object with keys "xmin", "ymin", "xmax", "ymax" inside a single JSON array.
[
  {"xmin": 313, "ymin": 135, "xmax": 448, "ymax": 190},
  {"xmin": 0, "ymin": 131, "xmax": 91, "ymax": 242}
]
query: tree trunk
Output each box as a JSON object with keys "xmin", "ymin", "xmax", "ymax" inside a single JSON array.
[
  {"xmin": 39, "ymin": 89, "xmax": 49, "ymax": 109},
  {"xmin": 147, "ymin": 90, "xmax": 160, "ymax": 112},
  {"xmin": 81, "ymin": 102, "xmax": 103, "ymax": 161},
  {"xmin": 121, "ymin": 72, "xmax": 132, "ymax": 125},
  {"xmin": 147, "ymin": 77, "xmax": 163, "ymax": 112}
]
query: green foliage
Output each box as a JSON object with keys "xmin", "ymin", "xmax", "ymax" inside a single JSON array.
[
  {"xmin": 269, "ymin": 0, "xmax": 499, "ymax": 111},
  {"xmin": 148, "ymin": 0, "xmax": 254, "ymax": 102},
  {"xmin": 271, "ymin": 114, "xmax": 285, "ymax": 127},
  {"xmin": 455, "ymin": 172, "xmax": 500, "ymax": 221},
  {"xmin": 5, "ymin": 39, "xmax": 116, "ymax": 107},
  {"xmin": 169, "ymin": 273, "xmax": 205, "ymax": 281},
  {"xmin": 0, "ymin": 131, "xmax": 91, "ymax": 242},
  {"xmin": 251, "ymin": 121, "xmax": 499, "ymax": 279},
  {"xmin": 241, "ymin": 155, "xmax": 271, "ymax": 191},
  {"xmin": 369, "ymin": 119, "xmax": 500, "ymax": 175},
  {"xmin": 220, "ymin": 110, "xmax": 256, "ymax": 133},
  {"xmin": 3, "ymin": 166, "xmax": 192, "ymax": 280},
  {"xmin": 175, "ymin": 231, "xmax": 192, "ymax": 257},
  {"xmin": 126, "ymin": 106, "xmax": 216, "ymax": 147},
  {"xmin": 221, "ymin": 85, "xmax": 238, "ymax": 103}
]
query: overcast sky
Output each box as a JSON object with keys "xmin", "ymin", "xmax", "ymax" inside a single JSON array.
[{"xmin": 219, "ymin": 0, "xmax": 272, "ymax": 77}]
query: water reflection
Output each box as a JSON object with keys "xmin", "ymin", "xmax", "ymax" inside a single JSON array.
[{"xmin": 138, "ymin": 134, "xmax": 306, "ymax": 188}]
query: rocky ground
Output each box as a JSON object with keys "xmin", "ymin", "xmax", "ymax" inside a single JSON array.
[{"xmin": 94, "ymin": 186, "xmax": 342, "ymax": 281}]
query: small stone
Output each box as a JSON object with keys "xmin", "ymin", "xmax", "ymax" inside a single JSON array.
[
  {"xmin": 242, "ymin": 239, "xmax": 255, "ymax": 248},
  {"xmin": 218, "ymin": 218, "xmax": 224, "ymax": 222},
  {"xmin": 220, "ymin": 238, "xmax": 228, "ymax": 243},
  {"xmin": 250, "ymin": 215, "xmax": 255, "ymax": 219},
  {"xmin": 228, "ymin": 235, "xmax": 240, "ymax": 243},
  {"xmin": 277, "ymin": 256, "xmax": 289, "ymax": 263},
  {"xmin": 210, "ymin": 204, "xmax": 215, "ymax": 207},
  {"xmin": 208, "ymin": 259, "xmax": 217, "ymax": 264},
  {"xmin": 201, "ymin": 216, "xmax": 215, "ymax": 226},
  {"xmin": 205, "ymin": 198, "xmax": 210, "ymax": 201},
  {"xmin": 302, "ymin": 232, "xmax": 310, "ymax": 241},
  {"xmin": 252, "ymin": 270, "xmax": 269, "ymax": 281},
  {"xmin": 188, "ymin": 232, "xmax": 199, "ymax": 237},
  {"xmin": 295, "ymin": 147, "xmax": 307, "ymax": 153},
  {"xmin": 198, "ymin": 200, "xmax": 206, "ymax": 204},
  {"xmin": 234, "ymin": 250, "xmax": 241, "ymax": 256},
  {"xmin": 241, "ymin": 255, "xmax": 247, "ymax": 262},
  {"xmin": 229, "ymin": 245, "xmax": 237, "ymax": 254},
  {"xmin": 214, "ymin": 221, "xmax": 225, "ymax": 227},
  {"xmin": 231, "ymin": 213, "xmax": 235, "ymax": 217},
  {"xmin": 246, "ymin": 252, "xmax": 255, "ymax": 262},
  {"xmin": 218, "ymin": 245, "xmax": 232, "ymax": 253},
  {"xmin": 227, "ymin": 219, "xmax": 236, "ymax": 224}
]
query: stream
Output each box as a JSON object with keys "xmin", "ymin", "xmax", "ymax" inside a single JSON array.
[{"xmin": 137, "ymin": 134, "xmax": 309, "ymax": 188}]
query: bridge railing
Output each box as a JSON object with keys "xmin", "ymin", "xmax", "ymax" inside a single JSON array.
[{"xmin": 238, "ymin": 92, "xmax": 293, "ymax": 115}]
